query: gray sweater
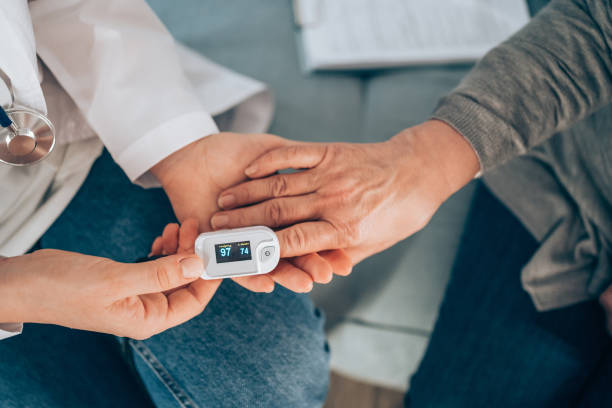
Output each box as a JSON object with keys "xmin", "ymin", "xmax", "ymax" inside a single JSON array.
[{"xmin": 434, "ymin": 0, "xmax": 612, "ymax": 310}]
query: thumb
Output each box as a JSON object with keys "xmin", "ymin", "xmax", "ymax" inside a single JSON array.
[
  {"xmin": 277, "ymin": 222, "xmax": 340, "ymax": 257},
  {"xmin": 119, "ymin": 255, "xmax": 204, "ymax": 296}
]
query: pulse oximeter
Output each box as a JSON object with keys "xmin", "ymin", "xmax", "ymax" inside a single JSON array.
[{"xmin": 195, "ymin": 226, "xmax": 280, "ymax": 279}]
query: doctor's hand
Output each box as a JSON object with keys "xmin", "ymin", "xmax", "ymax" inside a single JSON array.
[
  {"xmin": 212, "ymin": 121, "xmax": 479, "ymax": 265},
  {"xmin": 0, "ymin": 250, "xmax": 219, "ymax": 339},
  {"xmin": 150, "ymin": 133, "xmax": 352, "ymax": 293},
  {"xmin": 149, "ymin": 218, "xmax": 352, "ymax": 293}
]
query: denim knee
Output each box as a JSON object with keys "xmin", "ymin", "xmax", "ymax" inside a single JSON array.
[{"xmin": 131, "ymin": 281, "xmax": 330, "ymax": 408}]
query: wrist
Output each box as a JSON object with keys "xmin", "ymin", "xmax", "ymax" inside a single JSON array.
[
  {"xmin": 390, "ymin": 120, "xmax": 480, "ymax": 200},
  {"xmin": 150, "ymin": 134, "xmax": 222, "ymax": 189},
  {"xmin": 0, "ymin": 256, "xmax": 28, "ymax": 323},
  {"xmin": 150, "ymin": 141, "xmax": 194, "ymax": 187}
]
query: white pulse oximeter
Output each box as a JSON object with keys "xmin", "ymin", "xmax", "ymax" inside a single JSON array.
[{"xmin": 195, "ymin": 226, "xmax": 280, "ymax": 280}]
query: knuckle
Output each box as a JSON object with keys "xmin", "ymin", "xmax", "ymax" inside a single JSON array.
[
  {"xmin": 286, "ymin": 227, "xmax": 308, "ymax": 252},
  {"xmin": 311, "ymin": 193, "xmax": 329, "ymax": 214},
  {"xmin": 234, "ymin": 211, "xmax": 250, "ymax": 228},
  {"xmin": 285, "ymin": 145, "xmax": 301, "ymax": 161},
  {"xmin": 321, "ymin": 144, "xmax": 338, "ymax": 164},
  {"xmin": 323, "ymin": 143, "xmax": 334, "ymax": 156},
  {"xmin": 266, "ymin": 201, "xmax": 284, "ymax": 226},
  {"xmin": 335, "ymin": 189, "xmax": 353, "ymax": 207},
  {"xmin": 334, "ymin": 220, "xmax": 362, "ymax": 246},
  {"xmin": 308, "ymin": 170, "xmax": 321, "ymax": 188},
  {"xmin": 154, "ymin": 264, "xmax": 172, "ymax": 290},
  {"xmin": 270, "ymin": 175, "xmax": 289, "ymax": 197},
  {"xmin": 238, "ymin": 187, "xmax": 252, "ymax": 204}
]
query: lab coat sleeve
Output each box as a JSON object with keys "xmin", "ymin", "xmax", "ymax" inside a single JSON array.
[
  {"xmin": 28, "ymin": 0, "xmax": 219, "ymax": 186},
  {"xmin": 0, "ymin": 323, "xmax": 23, "ymax": 340},
  {"xmin": 0, "ymin": 0, "xmax": 49, "ymax": 341},
  {"xmin": 0, "ymin": 1, "xmax": 45, "ymax": 112}
]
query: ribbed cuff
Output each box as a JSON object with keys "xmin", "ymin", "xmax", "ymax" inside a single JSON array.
[{"xmin": 432, "ymin": 94, "xmax": 527, "ymax": 172}]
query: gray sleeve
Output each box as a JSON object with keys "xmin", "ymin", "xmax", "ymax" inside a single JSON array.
[{"xmin": 433, "ymin": 0, "xmax": 612, "ymax": 171}]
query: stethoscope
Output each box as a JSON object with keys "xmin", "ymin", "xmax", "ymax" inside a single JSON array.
[{"xmin": 0, "ymin": 67, "xmax": 55, "ymax": 166}]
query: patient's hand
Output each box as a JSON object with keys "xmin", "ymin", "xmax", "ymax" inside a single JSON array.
[
  {"xmin": 150, "ymin": 218, "xmax": 352, "ymax": 293},
  {"xmin": 150, "ymin": 134, "xmax": 352, "ymax": 292},
  {"xmin": 212, "ymin": 121, "xmax": 479, "ymax": 265}
]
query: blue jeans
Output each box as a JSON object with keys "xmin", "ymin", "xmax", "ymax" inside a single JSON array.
[
  {"xmin": 0, "ymin": 150, "xmax": 329, "ymax": 408},
  {"xmin": 407, "ymin": 184, "xmax": 612, "ymax": 407}
]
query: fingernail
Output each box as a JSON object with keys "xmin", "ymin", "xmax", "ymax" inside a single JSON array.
[
  {"xmin": 180, "ymin": 257, "xmax": 204, "ymax": 278},
  {"xmin": 211, "ymin": 214, "xmax": 229, "ymax": 229},
  {"xmin": 305, "ymin": 281, "xmax": 314, "ymax": 292},
  {"xmin": 245, "ymin": 164, "xmax": 258, "ymax": 176},
  {"xmin": 218, "ymin": 194, "xmax": 235, "ymax": 209}
]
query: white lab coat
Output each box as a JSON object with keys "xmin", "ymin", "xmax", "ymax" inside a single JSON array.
[{"xmin": 0, "ymin": 0, "xmax": 274, "ymax": 339}]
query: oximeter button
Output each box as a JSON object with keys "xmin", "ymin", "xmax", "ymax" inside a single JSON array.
[{"xmin": 260, "ymin": 246, "xmax": 276, "ymax": 262}]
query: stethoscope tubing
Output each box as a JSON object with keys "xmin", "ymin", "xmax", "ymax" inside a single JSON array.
[{"xmin": 0, "ymin": 105, "xmax": 14, "ymax": 128}]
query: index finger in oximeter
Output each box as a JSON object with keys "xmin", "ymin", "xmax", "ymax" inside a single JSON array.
[{"xmin": 195, "ymin": 226, "xmax": 280, "ymax": 279}]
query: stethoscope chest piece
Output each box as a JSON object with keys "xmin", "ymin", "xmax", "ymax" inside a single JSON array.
[
  {"xmin": 0, "ymin": 67, "xmax": 55, "ymax": 166},
  {"xmin": 0, "ymin": 106, "xmax": 55, "ymax": 166}
]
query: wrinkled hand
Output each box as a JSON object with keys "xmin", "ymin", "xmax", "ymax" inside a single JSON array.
[
  {"xmin": 151, "ymin": 133, "xmax": 352, "ymax": 292},
  {"xmin": 151, "ymin": 133, "xmax": 286, "ymax": 232},
  {"xmin": 212, "ymin": 121, "xmax": 479, "ymax": 264},
  {"xmin": 150, "ymin": 218, "xmax": 352, "ymax": 293},
  {"xmin": 0, "ymin": 249, "xmax": 219, "ymax": 339}
]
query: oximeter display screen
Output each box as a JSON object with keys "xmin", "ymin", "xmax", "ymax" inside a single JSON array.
[{"xmin": 215, "ymin": 241, "xmax": 252, "ymax": 263}]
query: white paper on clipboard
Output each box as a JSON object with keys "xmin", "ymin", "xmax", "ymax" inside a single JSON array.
[{"xmin": 294, "ymin": 0, "xmax": 530, "ymax": 71}]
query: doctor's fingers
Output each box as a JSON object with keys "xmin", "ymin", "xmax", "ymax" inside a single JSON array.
[
  {"xmin": 177, "ymin": 218, "xmax": 199, "ymax": 254},
  {"xmin": 125, "ymin": 278, "xmax": 221, "ymax": 339},
  {"xmin": 150, "ymin": 219, "xmax": 199, "ymax": 257},
  {"xmin": 158, "ymin": 278, "xmax": 221, "ymax": 330},
  {"xmin": 111, "ymin": 255, "xmax": 204, "ymax": 298},
  {"xmin": 211, "ymin": 195, "xmax": 320, "ymax": 230},
  {"xmin": 218, "ymin": 171, "xmax": 319, "ymax": 210},
  {"xmin": 149, "ymin": 236, "xmax": 163, "ymax": 257},
  {"xmin": 161, "ymin": 223, "xmax": 180, "ymax": 255}
]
